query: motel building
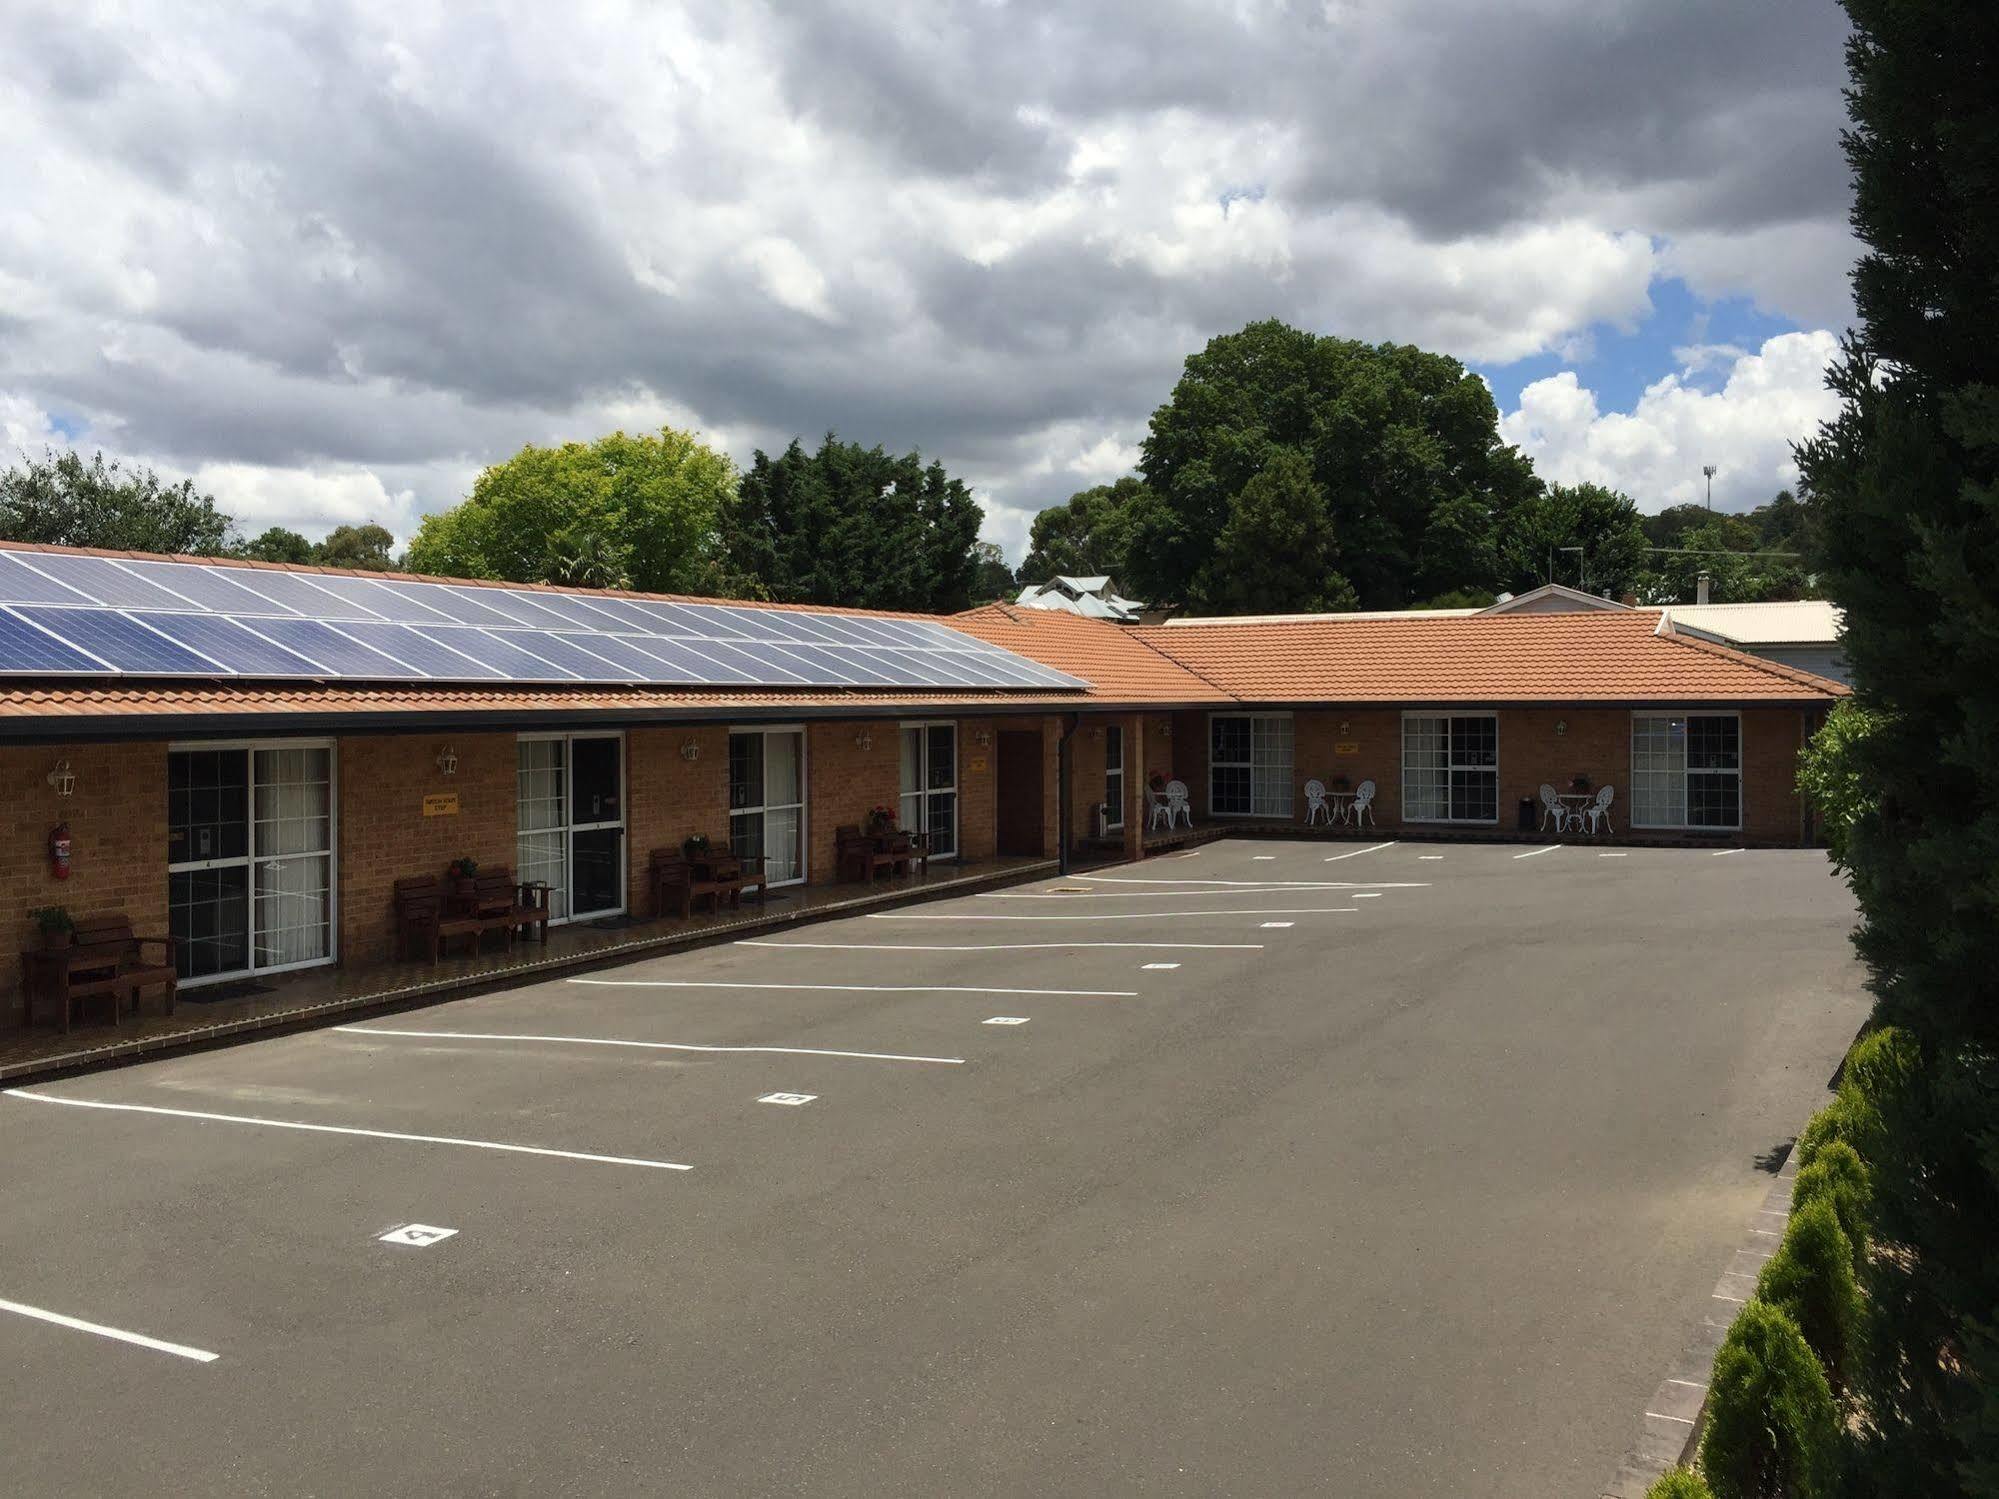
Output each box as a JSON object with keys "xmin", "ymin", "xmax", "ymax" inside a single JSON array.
[{"xmin": 0, "ymin": 542, "xmax": 1844, "ymax": 1041}]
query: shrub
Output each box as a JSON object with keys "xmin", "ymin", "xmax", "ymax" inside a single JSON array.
[
  {"xmin": 1756, "ymin": 1200, "xmax": 1863, "ymax": 1392},
  {"xmin": 1791, "ymin": 1141, "xmax": 1870, "ymax": 1272},
  {"xmin": 1699, "ymin": 1300, "xmax": 1841, "ymax": 1499},
  {"xmin": 1645, "ymin": 1468, "xmax": 1715, "ymax": 1498},
  {"xmin": 1794, "ymin": 1097, "xmax": 1859, "ymax": 1173}
]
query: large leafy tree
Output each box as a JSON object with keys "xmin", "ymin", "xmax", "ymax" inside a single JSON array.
[
  {"xmin": 967, "ymin": 541, "xmax": 1016, "ymax": 604},
  {"xmin": 721, "ymin": 434, "xmax": 984, "ymax": 613},
  {"xmin": 405, "ymin": 427, "xmax": 732, "ymax": 594},
  {"xmin": 313, "ymin": 523, "xmax": 397, "ymax": 571},
  {"xmin": 1020, "ymin": 476, "xmax": 1153, "ymax": 585},
  {"xmin": 1132, "ymin": 320, "xmax": 1540, "ymax": 610},
  {"xmin": 1204, "ymin": 447, "xmax": 1357, "ymax": 614},
  {"xmin": 1499, "ymin": 481, "xmax": 1649, "ymax": 598},
  {"xmin": 1793, "ymin": 1, "xmax": 1999, "ymax": 1490},
  {"xmin": 239, "ymin": 526, "xmax": 314, "ymax": 565},
  {"xmin": 0, "ymin": 449, "xmax": 235, "ymax": 555}
]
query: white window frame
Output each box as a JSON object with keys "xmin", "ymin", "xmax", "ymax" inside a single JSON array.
[
  {"xmin": 166, "ymin": 736, "xmax": 339, "ymax": 986},
  {"xmin": 1400, "ymin": 712, "xmax": 1500, "ymax": 825},
  {"xmin": 1103, "ymin": 723, "xmax": 1125, "ymax": 832},
  {"xmin": 899, "ymin": 720, "xmax": 959, "ymax": 861},
  {"xmin": 1629, "ymin": 710, "xmax": 1744, "ymax": 832},
  {"xmin": 729, "ymin": 724, "xmax": 809, "ymax": 887},
  {"xmin": 1208, "ymin": 711, "xmax": 1295, "ymax": 819},
  {"xmin": 517, "ymin": 730, "xmax": 628, "ymax": 924}
]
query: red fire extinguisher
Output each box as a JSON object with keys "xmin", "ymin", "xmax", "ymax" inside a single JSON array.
[{"xmin": 49, "ymin": 822, "xmax": 72, "ymax": 881}]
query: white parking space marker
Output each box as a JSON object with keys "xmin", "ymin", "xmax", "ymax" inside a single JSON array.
[
  {"xmin": 759, "ymin": 1092, "xmax": 816, "ymax": 1107},
  {"xmin": 1323, "ymin": 841, "xmax": 1397, "ymax": 862},
  {"xmin": 870, "ymin": 909, "xmax": 1355, "ymax": 922},
  {"xmin": 1261, "ymin": 921, "xmax": 1295, "ymax": 928},
  {"xmin": 738, "ymin": 940, "xmax": 1264, "ymax": 953},
  {"xmin": 1513, "ymin": 845, "xmax": 1561, "ymax": 859},
  {"xmin": 1077, "ymin": 874, "xmax": 1428, "ymax": 888},
  {"xmin": 983, "ymin": 1016, "xmax": 1030, "ymax": 1026},
  {"xmin": 1712, "ymin": 848, "xmax": 1746, "ymax": 857},
  {"xmin": 0, "ymin": 1295, "xmax": 219, "ymax": 1365},
  {"xmin": 4, "ymin": 1088, "xmax": 693, "ymax": 1172},
  {"xmin": 1352, "ymin": 892, "xmax": 1382, "ymax": 899},
  {"xmin": 379, "ymin": 1223, "xmax": 457, "ymax": 1248},
  {"xmin": 1418, "ymin": 855, "xmax": 1444, "ymax": 861},
  {"xmin": 1599, "ymin": 852, "xmax": 1628, "ymax": 858},
  {"xmin": 1252, "ymin": 855, "xmax": 1276, "ymax": 861},
  {"xmin": 568, "ymin": 978, "xmax": 1134, "ymax": 998},
  {"xmin": 982, "ymin": 888, "xmax": 1357, "ymax": 900},
  {"xmin": 335, "ymin": 1026, "xmax": 965, "ymax": 1066},
  {"xmin": 1140, "ymin": 962, "xmax": 1181, "ymax": 971}
]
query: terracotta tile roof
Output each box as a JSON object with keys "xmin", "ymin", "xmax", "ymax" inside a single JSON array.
[
  {"xmin": 947, "ymin": 605, "xmax": 1225, "ymax": 704},
  {"xmin": 1127, "ymin": 611, "xmax": 1846, "ymax": 703}
]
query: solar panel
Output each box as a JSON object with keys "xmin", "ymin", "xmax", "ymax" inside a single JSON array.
[
  {"xmin": 0, "ymin": 544, "xmax": 1090, "ymax": 692},
  {"xmin": 12, "ymin": 606, "xmax": 225, "ymax": 674},
  {"xmin": 0, "ymin": 607, "xmax": 113, "ymax": 671}
]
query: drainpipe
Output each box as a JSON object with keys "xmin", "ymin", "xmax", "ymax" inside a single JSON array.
[{"xmin": 1057, "ymin": 713, "xmax": 1080, "ymax": 874}]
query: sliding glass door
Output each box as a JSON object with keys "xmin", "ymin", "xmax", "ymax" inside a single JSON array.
[
  {"xmin": 729, "ymin": 728, "xmax": 806, "ymax": 885},
  {"xmin": 518, "ymin": 733, "xmax": 626, "ymax": 922},
  {"xmin": 899, "ymin": 722, "xmax": 958, "ymax": 859},
  {"xmin": 168, "ymin": 742, "xmax": 336, "ymax": 983}
]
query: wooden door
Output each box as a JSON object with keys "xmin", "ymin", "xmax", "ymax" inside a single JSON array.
[{"xmin": 995, "ymin": 730, "xmax": 1045, "ymax": 856}]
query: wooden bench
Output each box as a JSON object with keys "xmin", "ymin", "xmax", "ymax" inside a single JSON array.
[
  {"xmin": 465, "ymin": 869, "xmax": 551, "ymax": 948},
  {"xmin": 836, "ymin": 825, "xmax": 900, "ymax": 883},
  {"xmin": 394, "ymin": 875, "xmax": 487, "ymax": 962},
  {"xmin": 650, "ymin": 847, "xmax": 765, "ymax": 919},
  {"xmin": 19, "ymin": 914, "xmax": 176, "ymax": 1033}
]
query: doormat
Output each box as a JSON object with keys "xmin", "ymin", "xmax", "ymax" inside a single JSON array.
[{"xmin": 182, "ymin": 979, "xmax": 277, "ymax": 1004}]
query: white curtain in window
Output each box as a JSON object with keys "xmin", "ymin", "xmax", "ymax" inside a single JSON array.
[{"xmin": 251, "ymin": 747, "xmax": 332, "ymax": 967}]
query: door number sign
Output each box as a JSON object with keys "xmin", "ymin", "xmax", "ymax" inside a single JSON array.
[{"xmin": 759, "ymin": 1092, "xmax": 816, "ymax": 1106}]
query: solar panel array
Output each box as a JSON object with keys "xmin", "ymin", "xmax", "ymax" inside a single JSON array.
[{"xmin": 0, "ymin": 548, "xmax": 1088, "ymax": 692}]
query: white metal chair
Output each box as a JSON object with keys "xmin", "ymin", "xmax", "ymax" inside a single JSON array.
[
  {"xmin": 1350, "ymin": 779, "xmax": 1376, "ymax": 829},
  {"xmin": 1146, "ymin": 784, "xmax": 1173, "ymax": 830},
  {"xmin": 1164, "ymin": 779, "xmax": 1193, "ymax": 828},
  {"xmin": 1538, "ymin": 784, "xmax": 1572, "ymax": 834},
  {"xmin": 1581, "ymin": 784, "xmax": 1615, "ymax": 836},
  {"xmin": 1303, "ymin": 779, "xmax": 1331, "ymax": 826}
]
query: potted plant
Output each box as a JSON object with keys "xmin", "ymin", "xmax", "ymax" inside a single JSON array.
[
  {"xmin": 681, "ymin": 833, "xmax": 711, "ymax": 861},
  {"xmin": 446, "ymin": 857, "xmax": 479, "ymax": 897},
  {"xmin": 1147, "ymin": 771, "xmax": 1168, "ymax": 793},
  {"xmin": 1330, "ymin": 773, "xmax": 1351, "ymax": 793},
  {"xmin": 32, "ymin": 905, "xmax": 73, "ymax": 951},
  {"xmin": 866, "ymin": 805, "xmax": 898, "ymax": 839},
  {"xmin": 1569, "ymin": 774, "xmax": 1593, "ymax": 794}
]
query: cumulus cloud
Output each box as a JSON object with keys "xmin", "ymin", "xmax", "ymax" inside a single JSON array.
[
  {"xmin": 0, "ymin": 0, "xmax": 1857, "ymax": 558},
  {"xmin": 1500, "ymin": 331, "xmax": 1841, "ymax": 510}
]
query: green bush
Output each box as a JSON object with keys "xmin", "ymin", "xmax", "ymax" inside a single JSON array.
[
  {"xmin": 1756, "ymin": 1199, "xmax": 1863, "ymax": 1392},
  {"xmin": 1794, "ymin": 1097, "xmax": 1859, "ymax": 1173},
  {"xmin": 1645, "ymin": 1467, "xmax": 1715, "ymax": 1498},
  {"xmin": 1699, "ymin": 1300, "xmax": 1841, "ymax": 1499},
  {"xmin": 1791, "ymin": 1141, "xmax": 1870, "ymax": 1272}
]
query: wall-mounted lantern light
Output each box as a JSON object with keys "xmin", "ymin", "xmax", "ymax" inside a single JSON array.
[
  {"xmin": 679, "ymin": 739, "xmax": 701, "ymax": 762},
  {"xmin": 1338, "ymin": 720, "xmax": 1351, "ymax": 735},
  {"xmin": 434, "ymin": 746, "xmax": 459, "ymax": 777},
  {"xmin": 854, "ymin": 729, "xmax": 874, "ymax": 752},
  {"xmin": 1555, "ymin": 719, "xmax": 1568, "ymax": 737},
  {"xmin": 974, "ymin": 729, "xmax": 992, "ymax": 749},
  {"xmin": 46, "ymin": 759, "xmax": 76, "ymax": 798}
]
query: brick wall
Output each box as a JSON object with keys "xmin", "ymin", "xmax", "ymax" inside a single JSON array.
[
  {"xmin": 957, "ymin": 718, "xmax": 1000, "ymax": 862},
  {"xmin": 626, "ymin": 726, "xmax": 728, "ymax": 913},
  {"xmin": 1, "ymin": 741, "xmax": 169, "ymax": 1007},
  {"xmin": 804, "ymin": 719, "xmax": 904, "ymax": 882}
]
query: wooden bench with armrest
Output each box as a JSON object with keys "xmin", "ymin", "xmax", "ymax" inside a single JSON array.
[
  {"xmin": 650, "ymin": 847, "xmax": 765, "ymax": 919},
  {"xmin": 468, "ymin": 868, "xmax": 551, "ymax": 947},
  {"xmin": 393, "ymin": 875, "xmax": 487, "ymax": 961},
  {"xmin": 835, "ymin": 824, "xmax": 899, "ymax": 883},
  {"xmin": 19, "ymin": 914, "xmax": 176, "ymax": 1034}
]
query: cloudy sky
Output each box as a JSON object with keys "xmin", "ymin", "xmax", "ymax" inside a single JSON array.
[{"xmin": 1, "ymin": 0, "xmax": 1856, "ymax": 561}]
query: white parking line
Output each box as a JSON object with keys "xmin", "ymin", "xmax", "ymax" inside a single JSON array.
[
  {"xmin": 737, "ymin": 940, "xmax": 1265, "ymax": 952},
  {"xmin": 982, "ymin": 1016, "xmax": 1030, "ymax": 1026},
  {"xmin": 1252, "ymin": 855, "xmax": 1275, "ymax": 861},
  {"xmin": 1599, "ymin": 852, "xmax": 1628, "ymax": 858},
  {"xmin": 1261, "ymin": 921, "xmax": 1294, "ymax": 928},
  {"xmin": 1076, "ymin": 874, "xmax": 1427, "ymax": 889},
  {"xmin": 1417, "ymin": 855, "xmax": 1444, "ymax": 861},
  {"xmin": 1712, "ymin": 848, "xmax": 1746, "ymax": 857},
  {"xmin": 1512, "ymin": 845, "xmax": 1561, "ymax": 859},
  {"xmin": 568, "ymin": 978, "xmax": 1135, "ymax": 998},
  {"xmin": 1323, "ymin": 842, "xmax": 1397, "ymax": 862},
  {"xmin": 334, "ymin": 1026, "xmax": 965, "ymax": 1065},
  {"xmin": 0, "ymin": 1295, "xmax": 219, "ymax": 1364},
  {"xmin": 868, "ymin": 909, "xmax": 1357, "ymax": 922},
  {"xmin": 980, "ymin": 888, "xmax": 1360, "ymax": 900},
  {"xmin": 3, "ymin": 1089, "xmax": 693, "ymax": 1171},
  {"xmin": 1140, "ymin": 963, "xmax": 1181, "ymax": 971}
]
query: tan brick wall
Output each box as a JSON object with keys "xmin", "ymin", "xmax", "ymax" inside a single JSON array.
[
  {"xmin": 626, "ymin": 725, "xmax": 729, "ymax": 914},
  {"xmin": 337, "ymin": 732, "xmax": 518, "ymax": 967},
  {"xmin": 957, "ymin": 718, "xmax": 1000, "ymax": 862},
  {"xmin": 804, "ymin": 719, "xmax": 904, "ymax": 882},
  {"xmin": 2, "ymin": 741, "xmax": 169, "ymax": 1006}
]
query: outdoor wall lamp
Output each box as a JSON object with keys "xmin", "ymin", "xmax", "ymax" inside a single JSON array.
[
  {"xmin": 46, "ymin": 759, "xmax": 76, "ymax": 798},
  {"xmin": 679, "ymin": 739, "xmax": 701, "ymax": 762},
  {"xmin": 974, "ymin": 729, "xmax": 991, "ymax": 748},
  {"xmin": 1339, "ymin": 719, "xmax": 1351, "ymax": 735},
  {"xmin": 1555, "ymin": 719, "xmax": 1568, "ymax": 736},
  {"xmin": 434, "ymin": 746, "xmax": 459, "ymax": 776},
  {"xmin": 854, "ymin": 729, "xmax": 874, "ymax": 752}
]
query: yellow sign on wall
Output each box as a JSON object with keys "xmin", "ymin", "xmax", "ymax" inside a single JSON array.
[
  {"xmin": 422, "ymin": 792, "xmax": 461, "ymax": 817},
  {"xmin": 1334, "ymin": 741, "xmax": 1360, "ymax": 756},
  {"xmin": 968, "ymin": 756, "xmax": 989, "ymax": 773}
]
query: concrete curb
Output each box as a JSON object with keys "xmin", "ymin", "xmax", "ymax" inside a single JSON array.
[
  {"xmin": 0, "ymin": 857, "xmax": 1059, "ymax": 1088},
  {"xmin": 1598, "ymin": 1128, "xmax": 1805, "ymax": 1497}
]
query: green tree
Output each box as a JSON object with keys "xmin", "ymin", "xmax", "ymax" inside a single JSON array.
[
  {"xmin": 406, "ymin": 428, "xmax": 732, "ymax": 594},
  {"xmin": 1020, "ymin": 476, "xmax": 1151, "ymax": 585},
  {"xmin": 968, "ymin": 541, "xmax": 1016, "ymax": 604},
  {"xmin": 312, "ymin": 522, "xmax": 397, "ymax": 571},
  {"xmin": 1699, "ymin": 1300, "xmax": 1842, "ymax": 1499},
  {"xmin": 238, "ymin": 526, "xmax": 314, "ymax": 565},
  {"xmin": 1500, "ymin": 481, "xmax": 1649, "ymax": 598},
  {"xmin": 1201, "ymin": 446, "xmax": 1357, "ymax": 613},
  {"xmin": 1133, "ymin": 320, "xmax": 1539, "ymax": 611},
  {"xmin": 721, "ymin": 434, "xmax": 984, "ymax": 613},
  {"xmin": 0, "ymin": 449, "xmax": 234, "ymax": 555},
  {"xmin": 1791, "ymin": 2, "xmax": 1999, "ymax": 1490},
  {"xmin": 544, "ymin": 528, "xmax": 632, "ymax": 590}
]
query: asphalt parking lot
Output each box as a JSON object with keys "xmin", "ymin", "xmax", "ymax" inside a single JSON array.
[{"xmin": 1, "ymin": 839, "xmax": 1866, "ymax": 1497}]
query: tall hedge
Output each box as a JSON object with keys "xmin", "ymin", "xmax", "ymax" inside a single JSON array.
[
  {"xmin": 1792, "ymin": 3, "xmax": 1999, "ymax": 1488},
  {"xmin": 1699, "ymin": 1300, "xmax": 1841, "ymax": 1499},
  {"xmin": 1755, "ymin": 1200, "xmax": 1863, "ymax": 1393},
  {"xmin": 1790, "ymin": 1140, "xmax": 1870, "ymax": 1274}
]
